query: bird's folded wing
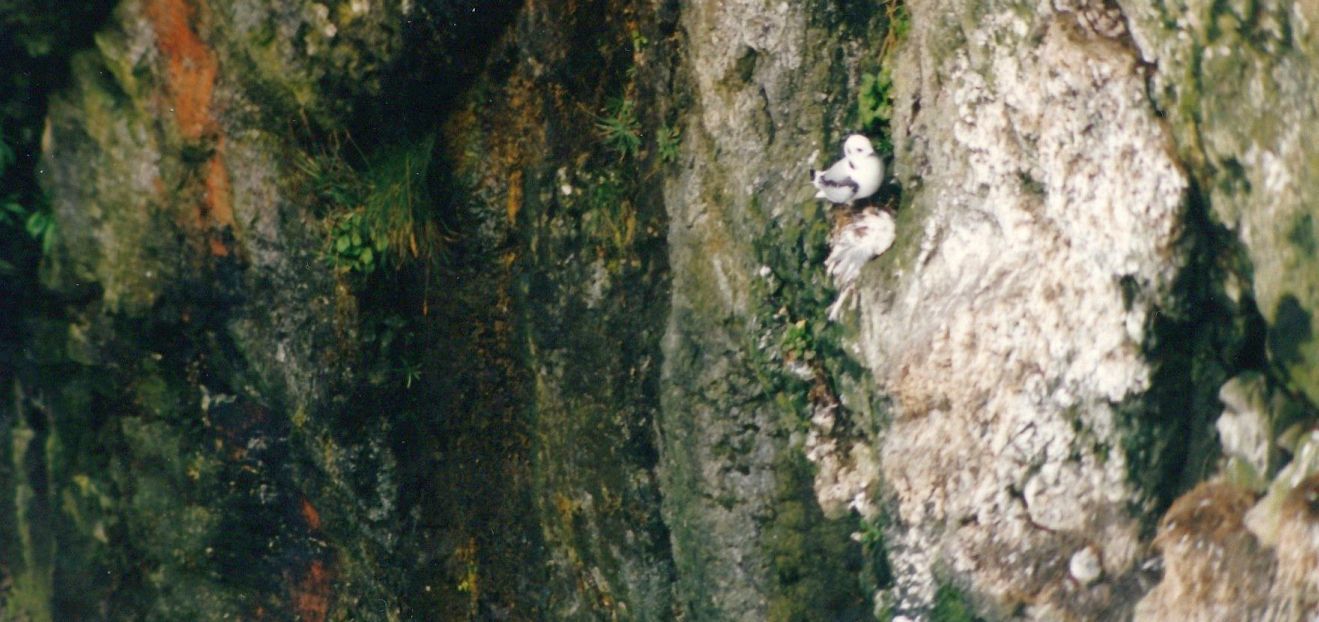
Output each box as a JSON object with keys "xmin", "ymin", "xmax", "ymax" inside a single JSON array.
[{"xmin": 815, "ymin": 160, "xmax": 859, "ymax": 191}]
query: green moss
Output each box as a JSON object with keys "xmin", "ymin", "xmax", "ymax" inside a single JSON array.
[
  {"xmin": 764, "ymin": 456, "xmax": 868, "ymax": 621},
  {"xmin": 931, "ymin": 583, "xmax": 982, "ymax": 622},
  {"xmin": 256, "ymin": 37, "xmax": 315, "ymax": 105},
  {"xmin": 91, "ymin": 30, "xmax": 144, "ymax": 106},
  {"xmin": 851, "ymin": 0, "xmax": 908, "ymax": 152},
  {"xmin": 580, "ymin": 167, "xmax": 640, "ymax": 264},
  {"xmin": 134, "ymin": 367, "xmax": 180, "ymax": 420},
  {"xmin": 1116, "ymin": 187, "xmax": 1257, "ymax": 511},
  {"xmin": 70, "ymin": 53, "xmax": 134, "ymax": 148},
  {"xmin": 857, "ymin": 67, "xmax": 896, "ymax": 142},
  {"xmin": 740, "ymin": 174, "xmax": 882, "ymax": 621}
]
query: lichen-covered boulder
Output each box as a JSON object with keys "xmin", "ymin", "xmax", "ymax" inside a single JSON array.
[
  {"xmin": 1134, "ymin": 481, "xmax": 1275, "ymax": 622},
  {"xmin": 1122, "ymin": 0, "xmax": 1319, "ymax": 405},
  {"xmin": 851, "ymin": 0, "xmax": 1200, "ymax": 617}
]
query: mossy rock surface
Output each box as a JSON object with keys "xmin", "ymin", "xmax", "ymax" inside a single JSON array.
[{"xmin": 11, "ymin": 0, "xmax": 1319, "ymax": 620}]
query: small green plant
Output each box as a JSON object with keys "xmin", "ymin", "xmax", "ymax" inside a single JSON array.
[
  {"xmin": 24, "ymin": 207, "xmax": 55, "ymax": 254},
  {"xmin": 328, "ymin": 210, "xmax": 382, "ymax": 274},
  {"xmin": 0, "ymin": 200, "xmax": 24, "ymax": 229},
  {"xmin": 780, "ymin": 319, "xmax": 816, "ymax": 362},
  {"xmin": 583, "ymin": 169, "xmax": 636, "ymax": 260},
  {"xmin": 1, "ymin": 198, "xmax": 56, "ymax": 255},
  {"xmin": 299, "ymin": 148, "xmax": 360, "ymax": 212},
  {"xmin": 399, "ymin": 358, "xmax": 423, "ymax": 389},
  {"xmin": 301, "ymin": 133, "xmax": 444, "ymax": 275},
  {"xmin": 596, "ymin": 98, "xmax": 642, "ymax": 158},
  {"xmin": 657, "ymin": 124, "xmax": 681, "ymax": 163},
  {"xmin": 858, "ymin": 67, "xmax": 895, "ymax": 136},
  {"xmin": 856, "ymin": 0, "xmax": 910, "ymax": 151},
  {"xmin": 629, "ymin": 31, "xmax": 649, "ymax": 52},
  {"xmin": 363, "ymin": 134, "xmax": 440, "ymax": 262},
  {"xmin": 856, "ymin": 516, "xmax": 885, "ymax": 548},
  {"xmin": 884, "ymin": 0, "xmax": 911, "ymax": 46},
  {"xmin": 931, "ymin": 583, "xmax": 980, "ymax": 622}
]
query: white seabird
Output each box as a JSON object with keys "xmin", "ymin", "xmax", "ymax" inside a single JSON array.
[
  {"xmin": 825, "ymin": 207, "xmax": 896, "ymax": 320},
  {"xmin": 811, "ymin": 134, "xmax": 884, "ymax": 205}
]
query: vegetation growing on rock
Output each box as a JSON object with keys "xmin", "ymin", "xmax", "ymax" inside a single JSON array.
[{"xmin": 3, "ymin": 0, "xmax": 1319, "ymax": 620}]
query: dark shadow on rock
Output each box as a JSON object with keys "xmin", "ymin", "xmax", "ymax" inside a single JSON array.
[{"xmin": 1269, "ymin": 294, "xmax": 1312, "ymax": 367}]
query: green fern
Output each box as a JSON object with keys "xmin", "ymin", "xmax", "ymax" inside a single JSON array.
[
  {"xmin": 596, "ymin": 98, "xmax": 642, "ymax": 157},
  {"xmin": 657, "ymin": 124, "xmax": 681, "ymax": 163}
]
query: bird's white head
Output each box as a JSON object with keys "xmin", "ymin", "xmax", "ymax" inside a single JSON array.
[{"xmin": 843, "ymin": 134, "xmax": 876, "ymax": 159}]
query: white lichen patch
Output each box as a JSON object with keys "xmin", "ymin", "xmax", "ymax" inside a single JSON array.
[
  {"xmin": 1217, "ymin": 373, "xmax": 1273, "ymax": 477},
  {"xmin": 805, "ymin": 402, "xmax": 881, "ymax": 519},
  {"xmin": 854, "ymin": 9, "xmax": 1187, "ymax": 615}
]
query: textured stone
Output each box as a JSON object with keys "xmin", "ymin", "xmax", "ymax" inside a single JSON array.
[
  {"xmin": 856, "ymin": 1, "xmax": 1188, "ymax": 617},
  {"xmin": 1273, "ymin": 473, "xmax": 1319, "ymax": 618},
  {"xmin": 1122, "ymin": 0, "xmax": 1319, "ymax": 404},
  {"xmin": 1134, "ymin": 481, "xmax": 1275, "ymax": 622},
  {"xmin": 1069, "ymin": 545, "xmax": 1103, "ymax": 586},
  {"xmin": 659, "ymin": 0, "xmax": 888, "ymax": 618},
  {"xmin": 1246, "ymin": 431, "xmax": 1319, "ymax": 547},
  {"xmin": 10, "ymin": 0, "xmax": 1319, "ymax": 618},
  {"xmin": 20, "ymin": 1, "xmax": 410, "ymax": 618},
  {"xmin": 1217, "ymin": 373, "xmax": 1275, "ymax": 479}
]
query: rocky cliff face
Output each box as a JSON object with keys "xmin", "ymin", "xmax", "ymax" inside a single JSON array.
[
  {"xmin": 2, "ymin": 0, "xmax": 1318, "ymax": 620},
  {"xmin": 864, "ymin": 4, "xmax": 1190, "ymax": 616}
]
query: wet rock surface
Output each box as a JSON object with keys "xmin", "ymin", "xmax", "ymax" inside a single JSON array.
[{"xmin": 2, "ymin": 0, "xmax": 1319, "ymax": 620}]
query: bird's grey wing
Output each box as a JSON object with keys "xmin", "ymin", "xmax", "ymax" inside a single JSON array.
[
  {"xmin": 813, "ymin": 159, "xmax": 859, "ymax": 202},
  {"xmin": 817, "ymin": 159, "xmax": 858, "ymax": 189}
]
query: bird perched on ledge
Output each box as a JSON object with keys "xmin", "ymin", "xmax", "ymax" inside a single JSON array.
[
  {"xmin": 825, "ymin": 207, "xmax": 896, "ymax": 321},
  {"xmin": 826, "ymin": 207, "xmax": 895, "ymax": 285},
  {"xmin": 811, "ymin": 134, "xmax": 884, "ymax": 205}
]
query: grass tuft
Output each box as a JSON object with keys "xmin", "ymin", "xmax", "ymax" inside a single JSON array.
[{"xmin": 300, "ymin": 132, "xmax": 448, "ymax": 275}]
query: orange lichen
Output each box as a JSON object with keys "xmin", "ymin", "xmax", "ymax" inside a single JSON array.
[
  {"xmin": 293, "ymin": 559, "xmax": 331, "ymax": 622},
  {"xmin": 203, "ymin": 138, "xmax": 235, "ymax": 233},
  {"xmin": 300, "ymin": 497, "xmax": 323, "ymax": 532},
  {"xmin": 144, "ymin": 0, "xmax": 218, "ymax": 141},
  {"xmin": 145, "ymin": 0, "xmax": 235, "ymax": 257},
  {"xmin": 506, "ymin": 169, "xmax": 523, "ymax": 224}
]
